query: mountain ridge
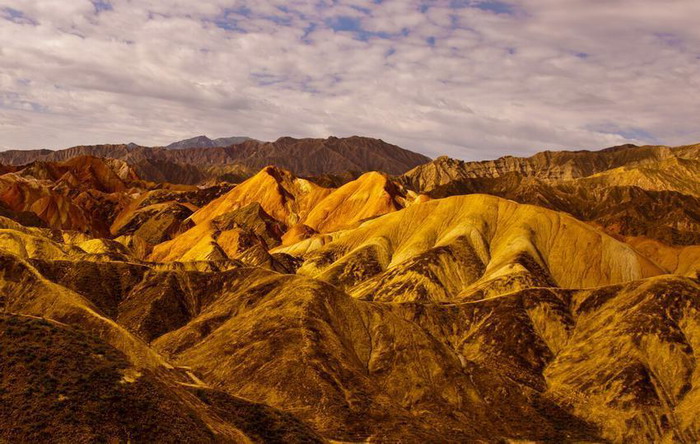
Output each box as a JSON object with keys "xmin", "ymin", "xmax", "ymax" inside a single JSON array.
[
  {"xmin": 166, "ymin": 135, "xmax": 254, "ymax": 150},
  {"xmin": 0, "ymin": 136, "xmax": 432, "ymax": 183}
]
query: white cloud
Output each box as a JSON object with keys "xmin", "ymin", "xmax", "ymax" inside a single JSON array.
[{"xmin": 0, "ymin": 0, "xmax": 699, "ymax": 159}]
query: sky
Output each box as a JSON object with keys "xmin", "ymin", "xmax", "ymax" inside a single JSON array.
[{"xmin": 1, "ymin": 0, "xmax": 699, "ymax": 160}]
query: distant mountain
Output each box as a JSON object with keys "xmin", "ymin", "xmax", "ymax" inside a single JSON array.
[
  {"xmin": 165, "ymin": 135, "xmax": 254, "ymax": 150},
  {"xmin": 0, "ymin": 136, "xmax": 432, "ymax": 183}
]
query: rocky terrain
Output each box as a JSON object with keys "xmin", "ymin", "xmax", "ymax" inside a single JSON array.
[{"xmin": 0, "ymin": 139, "xmax": 699, "ymax": 442}]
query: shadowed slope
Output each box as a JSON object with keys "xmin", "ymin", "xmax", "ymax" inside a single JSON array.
[
  {"xmin": 0, "ymin": 254, "xmax": 325, "ymax": 443},
  {"xmin": 150, "ymin": 270, "xmax": 602, "ymax": 442}
]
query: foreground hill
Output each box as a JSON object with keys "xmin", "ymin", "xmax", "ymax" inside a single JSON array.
[
  {"xmin": 0, "ymin": 136, "xmax": 431, "ymax": 183},
  {"xmin": 0, "ymin": 261, "xmax": 324, "ymax": 443},
  {"xmin": 279, "ymin": 194, "xmax": 663, "ymax": 301}
]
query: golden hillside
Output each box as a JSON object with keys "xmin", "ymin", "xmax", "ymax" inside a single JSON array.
[
  {"xmin": 281, "ymin": 194, "xmax": 663, "ymax": 301},
  {"xmin": 0, "ymin": 141, "xmax": 699, "ymax": 442}
]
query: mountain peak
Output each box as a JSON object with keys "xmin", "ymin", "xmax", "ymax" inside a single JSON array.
[{"xmin": 166, "ymin": 135, "xmax": 252, "ymax": 150}]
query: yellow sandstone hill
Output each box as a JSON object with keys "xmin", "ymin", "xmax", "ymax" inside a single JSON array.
[
  {"xmin": 280, "ymin": 194, "xmax": 663, "ymax": 301},
  {"xmin": 153, "ymin": 168, "xmax": 427, "ymax": 264},
  {"xmin": 303, "ymin": 171, "xmax": 421, "ymax": 233},
  {"xmin": 574, "ymin": 156, "xmax": 700, "ymax": 197},
  {"xmin": 191, "ymin": 166, "xmax": 332, "ymax": 227}
]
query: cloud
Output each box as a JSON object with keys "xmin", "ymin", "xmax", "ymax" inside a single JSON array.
[{"xmin": 0, "ymin": 0, "xmax": 699, "ymax": 159}]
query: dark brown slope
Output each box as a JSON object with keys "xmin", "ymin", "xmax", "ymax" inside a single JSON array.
[
  {"xmin": 0, "ymin": 136, "xmax": 431, "ymax": 183},
  {"xmin": 0, "ymin": 313, "xmax": 324, "ymax": 444},
  {"xmin": 0, "ymin": 314, "xmax": 217, "ymax": 443}
]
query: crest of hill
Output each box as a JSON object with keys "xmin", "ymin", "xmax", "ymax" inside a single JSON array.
[
  {"xmin": 191, "ymin": 166, "xmax": 333, "ymax": 227},
  {"xmin": 0, "ymin": 136, "xmax": 431, "ymax": 183},
  {"xmin": 303, "ymin": 171, "xmax": 424, "ymax": 233}
]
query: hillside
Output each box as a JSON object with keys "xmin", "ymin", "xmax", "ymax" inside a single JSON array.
[
  {"xmin": 280, "ymin": 194, "xmax": 663, "ymax": 300},
  {"xmin": 0, "ymin": 140, "xmax": 698, "ymax": 442},
  {"xmin": 401, "ymin": 143, "xmax": 700, "ymax": 191}
]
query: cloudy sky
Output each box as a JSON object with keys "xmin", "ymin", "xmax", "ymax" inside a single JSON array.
[{"xmin": 1, "ymin": 0, "xmax": 699, "ymax": 159}]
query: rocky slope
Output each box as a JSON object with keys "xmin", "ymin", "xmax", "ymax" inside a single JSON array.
[{"xmin": 0, "ymin": 257, "xmax": 323, "ymax": 443}]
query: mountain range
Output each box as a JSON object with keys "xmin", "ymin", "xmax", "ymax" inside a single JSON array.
[
  {"xmin": 1, "ymin": 136, "xmax": 699, "ymax": 442},
  {"xmin": 0, "ymin": 136, "xmax": 431, "ymax": 184}
]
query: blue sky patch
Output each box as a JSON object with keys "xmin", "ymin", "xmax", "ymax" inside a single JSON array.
[
  {"xmin": 325, "ymin": 16, "xmax": 393, "ymax": 41},
  {"xmin": 91, "ymin": 0, "xmax": 113, "ymax": 13},
  {"xmin": 590, "ymin": 124, "xmax": 658, "ymax": 143},
  {"xmin": 2, "ymin": 7, "xmax": 38, "ymax": 25},
  {"xmin": 450, "ymin": 0, "xmax": 516, "ymax": 15}
]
